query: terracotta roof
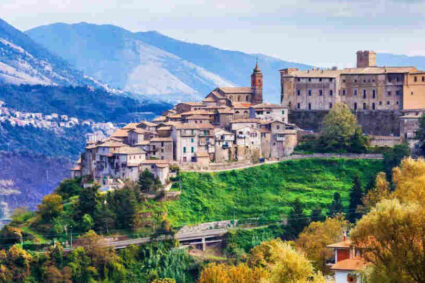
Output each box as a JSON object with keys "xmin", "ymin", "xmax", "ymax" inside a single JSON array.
[
  {"xmin": 209, "ymin": 90, "xmax": 225, "ymax": 99},
  {"xmin": 214, "ymin": 128, "xmax": 234, "ymax": 135},
  {"xmin": 72, "ymin": 165, "xmax": 81, "ymax": 171},
  {"xmin": 186, "ymin": 114, "xmax": 210, "ymax": 120},
  {"xmin": 139, "ymin": 121, "xmax": 157, "ymax": 127},
  {"xmin": 174, "ymin": 123, "xmax": 214, "ymax": 130},
  {"xmin": 217, "ymin": 108, "xmax": 234, "ymax": 114},
  {"xmin": 114, "ymin": 146, "xmax": 144, "ymax": 155},
  {"xmin": 123, "ymin": 122, "xmax": 138, "ymax": 130},
  {"xmin": 130, "ymin": 128, "xmax": 150, "ymax": 134},
  {"xmin": 98, "ymin": 140, "xmax": 126, "ymax": 148},
  {"xmin": 153, "ymin": 116, "xmax": 167, "ymax": 122},
  {"xmin": 181, "ymin": 110, "xmax": 211, "ymax": 116},
  {"xmin": 203, "ymin": 96, "xmax": 216, "ymax": 102},
  {"xmin": 111, "ymin": 129, "xmax": 130, "ymax": 138},
  {"xmin": 150, "ymin": 137, "xmax": 173, "ymax": 142},
  {"xmin": 331, "ymin": 257, "xmax": 367, "ymax": 271},
  {"xmin": 156, "ymin": 163, "xmax": 169, "ymax": 168},
  {"xmin": 86, "ymin": 144, "xmax": 97, "ymax": 149},
  {"xmin": 135, "ymin": 140, "xmax": 150, "ymax": 146},
  {"xmin": 233, "ymin": 102, "xmax": 253, "ymax": 108},
  {"xmin": 178, "ymin": 102, "xmax": 204, "ymax": 106},
  {"xmin": 218, "ymin": 87, "xmax": 252, "ymax": 94},
  {"xmin": 282, "ymin": 66, "xmax": 418, "ymax": 78},
  {"xmin": 327, "ymin": 239, "xmax": 352, "ymax": 249},
  {"xmin": 158, "ymin": 126, "xmax": 172, "ymax": 131},
  {"xmin": 168, "ymin": 114, "xmax": 182, "ymax": 119}
]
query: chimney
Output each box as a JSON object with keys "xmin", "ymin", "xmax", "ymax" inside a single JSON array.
[{"xmin": 357, "ymin": 50, "xmax": 376, "ymax": 68}]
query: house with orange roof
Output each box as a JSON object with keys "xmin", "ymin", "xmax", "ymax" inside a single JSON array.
[{"xmin": 327, "ymin": 237, "xmax": 368, "ymax": 283}]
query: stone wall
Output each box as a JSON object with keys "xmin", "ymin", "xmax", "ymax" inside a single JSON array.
[{"xmin": 289, "ymin": 110, "xmax": 402, "ymax": 136}]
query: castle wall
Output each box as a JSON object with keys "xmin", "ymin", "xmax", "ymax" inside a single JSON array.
[{"xmin": 289, "ymin": 110, "xmax": 402, "ymax": 136}]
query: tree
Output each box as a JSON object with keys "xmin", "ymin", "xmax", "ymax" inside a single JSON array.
[
  {"xmin": 348, "ymin": 175, "xmax": 363, "ymax": 223},
  {"xmin": 350, "ymin": 127, "xmax": 369, "ymax": 153},
  {"xmin": 310, "ymin": 208, "xmax": 325, "ymax": 222},
  {"xmin": 382, "ymin": 143, "xmax": 411, "ymax": 182},
  {"xmin": 415, "ymin": 113, "xmax": 425, "ymax": 156},
  {"xmin": 248, "ymin": 239, "xmax": 326, "ymax": 283},
  {"xmin": 38, "ymin": 194, "xmax": 63, "ymax": 223},
  {"xmin": 351, "ymin": 199, "xmax": 425, "ymax": 283},
  {"xmin": 55, "ymin": 178, "xmax": 83, "ymax": 200},
  {"xmin": 392, "ymin": 157, "xmax": 425, "ymax": 204},
  {"xmin": 361, "ymin": 172, "xmax": 390, "ymax": 211},
  {"xmin": 138, "ymin": 169, "xmax": 161, "ymax": 192},
  {"xmin": 76, "ymin": 185, "xmax": 100, "ymax": 219},
  {"xmin": 109, "ymin": 186, "xmax": 137, "ymax": 230},
  {"xmin": 286, "ymin": 198, "xmax": 309, "ymax": 239},
  {"xmin": 199, "ymin": 263, "xmax": 267, "ymax": 283},
  {"xmin": 296, "ymin": 216, "xmax": 348, "ymax": 274},
  {"xmin": 328, "ymin": 192, "xmax": 344, "ymax": 217},
  {"xmin": 319, "ymin": 103, "xmax": 363, "ymax": 152}
]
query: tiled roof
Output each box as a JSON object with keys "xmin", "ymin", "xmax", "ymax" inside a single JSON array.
[
  {"xmin": 210, "ymin": 90, "xmax": 225, "ymax": 99},
  {"xmin": 140, "ymin": 159, "xmax": 170, "ymax": 165},
  {"xmin": 114, "ymin": 146, "xmax": 144, "ymax": 155},
  {"xmin": 217, "ymin": 107, "xmax": 234, "ymax": 114},
  {"xmin": 331, "ymin": 257, "xmax": 367, "ymax": 271},
  {"xmin": 111, "ymin": 129, "xmax": 130, "ymax": 138},
  {"xmin": 178, "ymin": 102, "xmax": 204, "ymax": 106},
  {"xmin": 123, "ymin": 122, "xmax": 138, "ymax": 130},
  {"xmin": 150, "ymin": 137, "xmax": 173, "ymax": 142},
  {"xmin": 202, "ymin": 96, "xmax": 216, "ymax": 102},
  {"xmin": 157, "ymin": 126, "xmax": 172, "ymax": 131},
  {"xmin": 230, "ymin": 118, "xmax": 261, "ymax": 124},
  {"xmin": 327, "ymin": 239, "xmax": 352, "ymax": 249},
  {"xmin": 181, "ymin": 110, "xmax": 211, "ymax": 116},
  {"xmin": 233, "ymin": 102, "xmax": 252, "ymax": 108},
  {"xmin": 186, "ymin": 114, "xmax": 210, "ymax": 119},
  {"xmin": 130, "ymin": 128, "xmax": 150, "ymax": 134},
  {"xmin": 72, "ymin": 165, "xmax": 81, "ymax": 171},
  {"xmin": 282, "ymin": 66, "xmax": 418, "ymax": 78},
  {"xmin": 153, "ymin": 116, "xmax": 167, "ymax": 122},
  {"xmin": 174, "ymin": 122, "xmax": 214, "ymax": 129},
  {"xmin": 218, "ymin": 87, "xmax": 252, "ymax": 94},
  {"xmin": 139, "ymin": 121, "xmax": 157, "ymax": 127},
  {"xmin": 98, "ymin": 140, "xmax": 126, "ymax": 148},
  {"xmin": 196, "ymin": 151, "xmax": 210, "ymax": 157}
]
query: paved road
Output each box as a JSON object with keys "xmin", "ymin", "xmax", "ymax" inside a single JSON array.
[{"xmin": 183, "ymin": 153, "xmax": 383, "ymax": 173}]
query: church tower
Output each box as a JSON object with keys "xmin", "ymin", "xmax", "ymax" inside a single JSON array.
[{"xmin": 251, "ymin": 62, "xmax": 263, "ymax": 105}]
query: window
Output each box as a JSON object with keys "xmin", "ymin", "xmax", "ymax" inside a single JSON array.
[
  {"xmin": 329, "ymin": 103, "xmax": 333, "ymax": 109},
  {"xmin": 354, "ymin": 79, "xmax": 357, "ymax": 83},
  {"xmin": 342, "ymin": 89, "xmax": 346, "ymax": 95},
  {"xmin": 297, "ymin": 78, "xmax": 300, "ymax": 82},
  {"xmin": 297, "ymin": 90, "xmax": 301, "ymax": 96},
  {"xmin": 191, "ymin": 138, "xmax": 194, "ymax": 143},
  {"xmin": 379, "ymin": 101, "xmax": 382, "ymax": 105},
  {"xmin": 354, "ymin": 102, "xmax": 357, "ymax": 110},
  {"xmin": 329, "ymin": 78, "xmax": 333, "ymax": 82},
  {"xmin": 308, "ymin": 89, "xmax": 312, "ymax": 96},
  {"xmin": 414, "ymin": 76, "xmax": 418, "ymax": 82},
  {"xmin": 183, "ymin": 147, "xmax": 186, "ymax": 153},
  {"xmin": 354, "ymin": 89, "xmax": 358, "ymax": 96},
  {"xmin": 308, "ymin": 78, "xmax": 311, "ymax": 82},
  {"xmin": 388, "ymin": 91, "xmax": 392, "ymax": 96},
  {"xmin": 372, "ymin": 89, "xmax": 376, "ymax": 98},
  {"xmin": 387, "ymin": 101, "xmax": 390, "ymax": 105},
  {"xmin": 319, "ymin": 78, "xmax": 322, "ymax": 82},
  {"xmin": 161, "ymin": 142, "xmax": 164, "ymax": 147},
  {"xmin": 161, "ymin": 149, "xmax": 164, "ymax": 153},
  {"xmin": 277, "ymin": 125, "xmax": 280, "ymax": 130},
  {"xmin": 281, "ymin": 110, "xmax": 285, "ymax": 114},
  {"xmin": 191, "ymin": 147, "xmax": 194, "ymax": 153},
  {"xmin": 363, "ymin": 103, "xmax": 366, "ymax": 110},
  {"xmin": 308, "ymin": 103, "xmax": 311, "ymax": 110},
  {"xmin": 297, "ymin": 103, "xmax": 300, "ymax": 109},
  {"xmin": 396, "ymin": 90, "xmax": 401, "ymax": 96},
  {"xmin": 191, "ymin": 129, "xmax": 194, "ymax": 135},
  {"xmin": 363, "ymin": 79, "xmax": 366, "ymax": 83},
  {"xmin": 330, "ymin": 90, "xmax": 333, "ymax": 96},
  {"xmin": 396, "ymin": 101, "xmax": 399, "ymax": 105},
  {"xmin": 422, "ymin": 76, "xmax": 425, "ymax": 82},
  {"xmin": 363, "ymin": 89, "xmax": 367, "ymax": 98},
  {"xmin": 343, "ymin": 79, "xmax": 346, "ymax": 83},
  {"xmin": 372, "ymin": 103, "xmax": 376, "ymax": 110},
  {"xmin": 319, "ymin": 90, "xmax": 322, "ymax": 96},
  {"xmin": 203, "ymin": 130, "xmax": 208, "ymax": 136}
]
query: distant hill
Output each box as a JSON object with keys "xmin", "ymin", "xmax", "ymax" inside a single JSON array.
[
  {"xmin": 0, "ymin": 18, "xmax": 110, "ymax": 89},
  {"xmin": 376, "ymin": 53, "xmax": 425, "ymax": 70},
  {"xmin": 26, "ymin": 22, "xmax": 312, "ymax": 103}
]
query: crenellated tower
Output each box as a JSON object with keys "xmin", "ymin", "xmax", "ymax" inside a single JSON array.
[{"xmin": 251, "ymin": 62, "xmax": 263, "ymax": 105}]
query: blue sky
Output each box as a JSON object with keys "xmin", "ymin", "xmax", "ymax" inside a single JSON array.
[{"xmin": 2, "ymin": 0, "xmax": 425, "ymax": 67}]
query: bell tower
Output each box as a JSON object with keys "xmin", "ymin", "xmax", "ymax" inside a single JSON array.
[{"xmin": 251, "ymin": 61, "xmax": 263, "ymax": 105}]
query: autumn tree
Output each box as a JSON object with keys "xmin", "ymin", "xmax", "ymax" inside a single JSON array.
[
  {"xmin": 392, "ymin": 157, "xmax": 425, "ymax": 204},
  {"xmin": 199, "ymin": 263, "xmax": 267, "ymax": 283},
  {"xmin": 248, "ymin": 239, "xmax": 326, "ymax": 283},
  {"xmin": 348, "ymin": 174, "xmax": 363, "ymax": 223},
  {"xmin": 296, "ymin": 216, "xmax": 348, "ymax": 274},
  {"xmin": 382, "ymin": 143, "xmax": 411, "ymax": 182},
  {"xmin": 351, "ymin": 199, "xmax": 425, "ymax": 283},
  {"xmin": 361, "ymin": 172, "xmax": 390, "ymax": 211},
  {"xmin": 38, "ymin": 193, "xmax": 63, "ymax": 222}
]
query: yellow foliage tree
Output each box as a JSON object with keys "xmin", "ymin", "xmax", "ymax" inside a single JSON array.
[
  {"xmin": 198, "ymin": 263, "xmax": 267, "ymax": 283},
  {"xmin": 361, "ymin": 172, "xmax": 391, "ymax": 211},
  {"xmin": 248, "ymin": 239, "xmax": 326, "ymax": 283},
  {"xmin": 351, "ymin": 199, "xmax": 425, "ymax": 283},
  {"xmin": 296, "ymin": 216, "xmax": 348, "ymax": 274},
  {"xmin": 392, "ymin": 157, "xmax": 425, "ymax": 204}
]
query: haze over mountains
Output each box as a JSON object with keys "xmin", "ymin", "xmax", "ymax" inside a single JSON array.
[{"xmin": 26, "ymin": 22, "xmax": 312, "ymax": 103}]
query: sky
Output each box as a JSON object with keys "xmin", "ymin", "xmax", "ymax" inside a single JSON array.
[{"xmin": 1, "ymin": 0, "xmax": 425, "ymax": 67}]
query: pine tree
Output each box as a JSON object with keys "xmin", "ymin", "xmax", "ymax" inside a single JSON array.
[
  {"xmin": 328, "ymin": 192, "xmax": 344, "ymax": 217},
  {"xmin": 287, "ymin": 198, "xmax": 309, "ymax": 239},
  {"xmin": 348, "ymin": 175, "xmax": 363, "ymax": 223},
  {"xmin": 310, "ymin": 208, "xmax": 325, "ymax": 222}
]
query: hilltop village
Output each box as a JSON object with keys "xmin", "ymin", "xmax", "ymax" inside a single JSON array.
[
  {"xmin": 72, "ymin": 50, "xmax": 425, "ymax": 189},
  {"xmin": 72, "ymin": 63, "xmax": 297, "ymax": 187}
]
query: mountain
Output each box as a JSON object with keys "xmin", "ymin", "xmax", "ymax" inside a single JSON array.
[
  {"xmin": 0, "ymin": 18, "xmax": 112, "ymax": 89},
  {"xmin": 376, "ymin": 53, "xmax": 425, "ymax": 70},
  {"xmin": 26, "ymin": 22, "xmax": 312, "ymax": 103}
]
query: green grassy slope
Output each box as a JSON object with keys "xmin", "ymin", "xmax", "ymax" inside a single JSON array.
[{"xmin": 166, "ymin": 158, "xmax": 383, "ymax": 226}]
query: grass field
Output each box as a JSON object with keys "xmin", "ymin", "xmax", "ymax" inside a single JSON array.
[{"xmin": 166, "ymin": 158, "xmax": 383, "ymax": 227}]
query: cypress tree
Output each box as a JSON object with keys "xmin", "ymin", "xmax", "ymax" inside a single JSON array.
[
  {"xmin": 310, "ymin": 207, "xmax": 325, "ymax": 222},
  {"xmin": 328, "ymin": 192, "xmax": 344, "ymax": 217},
  {"xmin": 348, "ymin": 175, "xmax": 363, "ymax": 223},
  {"xmin": 287, "ymin": 198, "xmax": 309, "ymax": 239}
]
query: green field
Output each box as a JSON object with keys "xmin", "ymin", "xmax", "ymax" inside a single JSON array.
[{"xmin": 166, "ymin": 158, "xmax": 383, "ymax": 226}]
